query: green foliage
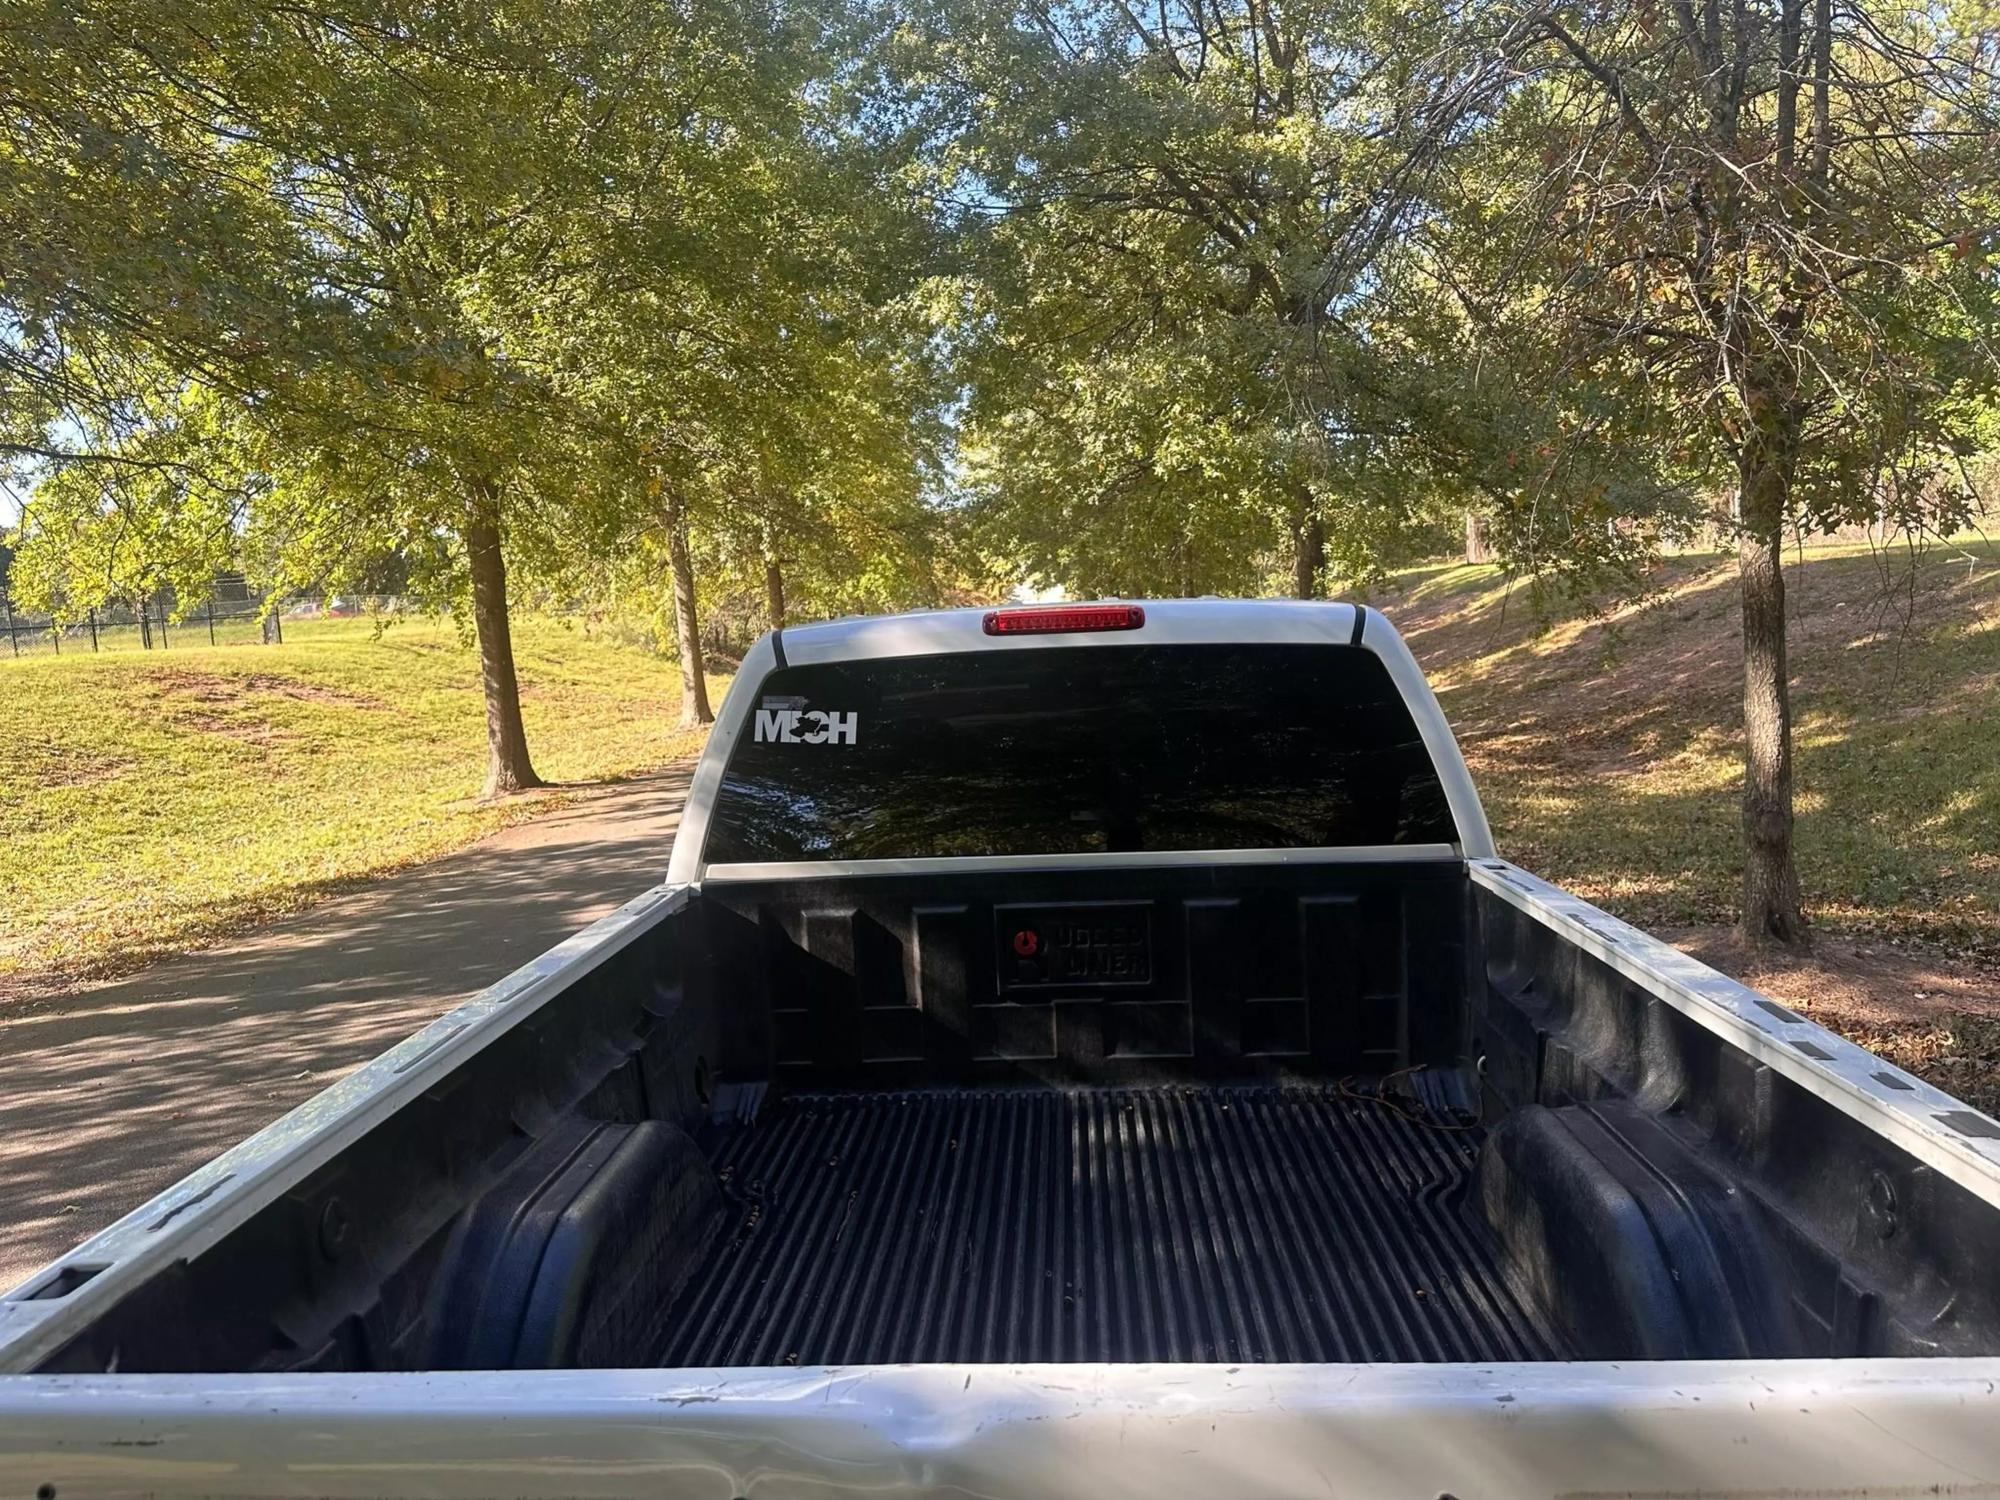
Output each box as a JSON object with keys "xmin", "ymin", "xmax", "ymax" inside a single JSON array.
[
  {"xmin": 909, "ymin": 0, "xmax": 1575, "ymax": 597},
  {"xmin": 5, "ymin": 0, "xmax": 950, "ymax": 652},
  {"xmin": 1426, "ymin": 0, "xmax": 2000, "ymax": 553},
  {"xmin": 6, "ymin": 0, "xmax": 1995, "ymax": 630},
  {"xmin": 512, "ymin": 0, "xmax": 950, "ymax": 625},
  {"xmin": 9, "ymin": 382, "xmax": 263, "ymax": 614}
]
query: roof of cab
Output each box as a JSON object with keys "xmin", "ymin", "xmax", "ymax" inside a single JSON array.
[{"xmin": 776, "ymin": 598, "xmax": 1374, "ymax": 666}]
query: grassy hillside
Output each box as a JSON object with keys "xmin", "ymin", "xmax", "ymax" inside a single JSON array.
[
  {"xmin": 0, "ymin": 616, "xmax": 725, "ymax": 988},
  {"xmin": 1370, "ymin": 537, "xmax": 2000, "ymax": 1108},
  {"xmin": 1377, "ymin": 538, "xmax": 1999, "ymax": 959}
]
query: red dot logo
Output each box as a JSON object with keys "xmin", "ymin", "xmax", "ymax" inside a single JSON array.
[{"xmin": 1012, "ymin": 928, "xmax": 1040, "ymax": 957}]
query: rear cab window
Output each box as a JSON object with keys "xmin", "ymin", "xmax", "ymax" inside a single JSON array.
[{"xmin": 702, "ymin": 643, "xmax": 1460, "ymax": 866}]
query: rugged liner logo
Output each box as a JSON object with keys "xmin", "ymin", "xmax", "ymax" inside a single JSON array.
[{"xmin": 754, "ymin": 705, "xmax": 860, "ymax": 745}]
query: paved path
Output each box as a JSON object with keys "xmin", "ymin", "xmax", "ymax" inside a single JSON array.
[{"xmin": 0, "ymin": 768, "xmax": 691, "ymax": 1292}]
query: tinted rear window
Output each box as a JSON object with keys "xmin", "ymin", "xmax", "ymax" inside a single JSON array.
[{"xmin": 702, "ymin": 644, "xmax": 1457, "ymax": 864}]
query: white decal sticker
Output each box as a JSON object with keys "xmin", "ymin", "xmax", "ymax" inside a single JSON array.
[{"xmin": 755, "ymin": 709, "xmax": 859, "ymax": 745}]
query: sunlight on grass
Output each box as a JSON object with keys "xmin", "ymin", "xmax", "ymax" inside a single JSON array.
[
  {"xmin": 1394, "ymin": 560, "xmax": 1508, "ymax": 607},
  {"xmin": 0, "ymin": 615, "xmax": 727, "ymax": 985}
]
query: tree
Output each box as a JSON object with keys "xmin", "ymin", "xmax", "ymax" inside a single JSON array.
[
  {"xmin": 1424, "ymin": 0, "xmax": 2000, "ymax": 945},
  {"xmin": 5, "ymin": 378, "xmax": 265, "ymax": 619},
  {"xmin": 222, "ymin": 0, "xmax": 678, "ymax": 794},
  {"xmin": 914, "ymin": 0, "xmax": 1458, "ymax": 599},
  {"xmin": 1, "ymin": 2, "xmax": 318, "ymax": 476},
  {"xmin": 516, "ymin": 0, "xmax": 947, "ymax": 720},
  {"xmin": 8, "ymin": 0, "xmax": 749, "ymax": 793}
]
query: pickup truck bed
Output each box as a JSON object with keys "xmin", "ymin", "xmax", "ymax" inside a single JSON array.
[
  {"xmin": 666, "ymin": 1083, "xmax": 1562, "ymax": 1366},
  {"xmin": 16, "ymin": 856, "xmax": 1999, "ymax": 1377}
]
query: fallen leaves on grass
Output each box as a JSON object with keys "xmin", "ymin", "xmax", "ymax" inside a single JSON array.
[
  {"xmin": 1376, "ymin": 539, "xmax": 2000, "ymax": 963},
  {"xmin": 1669, "ymin": 924, "xmax": 2000, "ymax": 1111},
  {"xmin": 1846, "ymin": 1012, "xmax": 2000, "ymax": 1118}
]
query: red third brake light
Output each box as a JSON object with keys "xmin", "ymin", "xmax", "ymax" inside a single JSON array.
[{"xmin": 982, "ymin": 603, "xmax": 1147, "ymax": 636}]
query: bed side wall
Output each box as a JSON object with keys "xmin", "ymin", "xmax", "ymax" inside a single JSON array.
[
  {"xmin": 28, "ymin": 909, "xmax": 716, "ymax": 1376},
  {"xmin": 1473, "ymin": 883, "xmax": 2000, "ymax": 1357}
]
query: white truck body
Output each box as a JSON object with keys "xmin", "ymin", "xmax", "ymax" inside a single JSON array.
[{"xmin": 5, "ymin": 601, "xmax": 1997, "ymax": 1498}]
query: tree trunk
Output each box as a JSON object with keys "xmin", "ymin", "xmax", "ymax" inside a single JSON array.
[
  {"xmin": 1775, "ymin": 0, "xmax": 1803, "ymax": 174},
  {"xmin": 1735, "ymin": 436, "xmax": 1809, "ymax": 948},
  {"xmin": 1464, "ymin": 511, "xmax": 1493, "ymax": 565},
  {"xmin": 1810, "ymin": 0, "xmax": 1833, "ymax": 183},
  {"xmin": 763, "ymin": 552, "xmax": 787, "ymax": 632},
  {"xmin": 1292, "ymin": 513, "xmax": 1325, "ymax": 599},
  {"xmin": 464, "ymin": 490, "xmax": 544, "ymax": 798},
  {"xmin": 667, "ymin": 506, "xmax": 713, "ymax": 727}
]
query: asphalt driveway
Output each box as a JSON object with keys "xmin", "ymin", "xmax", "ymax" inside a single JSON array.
[{"xmin": 0, "ymin": 767, "xmax": 690, "ymax": 1291}]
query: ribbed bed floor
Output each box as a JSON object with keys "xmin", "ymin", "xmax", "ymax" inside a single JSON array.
[{"xmin": 661, "ymin": 1086, "xmax": 1566, "ymax": 1365}]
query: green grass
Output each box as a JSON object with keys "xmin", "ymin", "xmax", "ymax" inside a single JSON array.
[
  {"xmin": 1367, "ymin": 536, "xmax": 2000, "ymax": 963},
  {"xmin": 0, "ymin": 615, "xmax": 727, "ymax": 987}
]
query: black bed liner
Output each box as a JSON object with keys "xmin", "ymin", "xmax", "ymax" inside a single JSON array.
[{"xmin": 662, "ymin": 1085, "xmax": 1568, "ymax": 1366}]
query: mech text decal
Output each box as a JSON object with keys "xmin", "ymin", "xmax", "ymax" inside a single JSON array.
[{"xmin": 754, "ymin": 708, "xmax": 860, "ymax": 745}]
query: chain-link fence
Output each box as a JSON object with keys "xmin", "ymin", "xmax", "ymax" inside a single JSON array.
[
  {"xmin": 0, "ymin": 588, "xmax": 408, "ymax": 658},
  {"xmin": 1, "ymin": 593, "xmax": 282, "ymax": 656}
]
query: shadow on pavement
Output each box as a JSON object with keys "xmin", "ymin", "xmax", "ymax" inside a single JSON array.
[{"xmin": 0, "ymin": 765, "xmax": 691, "ymax": 1291}]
